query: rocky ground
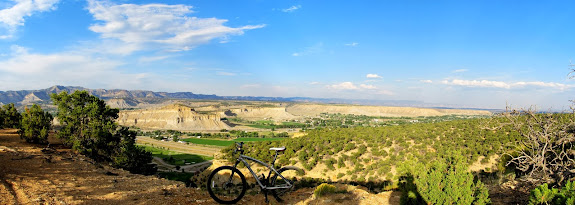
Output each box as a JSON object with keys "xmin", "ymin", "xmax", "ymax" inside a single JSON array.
[{"xmin": 0, "ymin": 129, "xmax": 397, "ymax": 205}]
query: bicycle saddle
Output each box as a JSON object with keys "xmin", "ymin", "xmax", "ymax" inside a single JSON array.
[{"xmin": 269, "ymin": 147, "xmax": 286, "ymax": 152}]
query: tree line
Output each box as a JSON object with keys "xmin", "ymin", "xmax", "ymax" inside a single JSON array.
[{"xmin": 0, "ymin": 91, "xmax": 155, "ymax": 175}]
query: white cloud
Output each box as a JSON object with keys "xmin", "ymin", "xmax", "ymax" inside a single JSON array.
[
  {"xmin": 0, "ymin": 46, "xmax": 153, "ymax": 90},
  {"xmin": 376, "ymin": 90, "xmax": 394, "ymax": 95},
  {"xmin": 360, "ymin": 84, "xmax": 377, "ymax": 89},
  {"xmin": 241, "ymin": 84, "xmax": 261, "ymax": 89},
  {"xmin": 87, "ymin": 0, "xmax": 265, "ymax": 54},
  {"xmin": 420, "ymin": 80, "xmax": 433, "ymax": 83},
  {"xmin": 345, "ymin": 42, "xmax": 359, "ymax": 47},
  {"xmin": 10, "ymin": 44, "xmax": 28, "ymax": 55},
  {"xmin": 0, "ymin": 0, "xmax": 59, "ymax": 39},
  {"xmin": 217, "ymin": 71, "xmax": 236, "ymax": 76},
  {"xmin": 138, "ymin": 55, "xmax": 171, "ymax": 63},
  {"xmin": 366, "ymin": 74, "xmax": 382, "ymax": 79},
  {"xmin": 452, "ymin": 69, "xmax": 468, "ymax": 73},
  {"xmin": 441, "ymin": 79, "xmax": 575, "ymax": 91},
  {"xmin": 328, "ymin": 82, "xmax": 358, "ymax": 90},
  {"xmin": 282, "ymin": 5, "xmax": 301, "ymax": 13},
  {"xmin": 309, "ymin": 82, "xmax": 321, "ymax": 85},
  {"xmin": 441, "ymin": 79, "xmax": 512, "ymax": 89}
]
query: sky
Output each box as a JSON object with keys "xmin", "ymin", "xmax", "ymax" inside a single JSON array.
[{"xmin": 0, "ymin": 0, "xmax": 574, "ymax": 110}]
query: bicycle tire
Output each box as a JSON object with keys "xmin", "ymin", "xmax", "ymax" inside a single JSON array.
[
  {"xmin": 207, "ymin": 166, "xmax": 247, "ymax": 204},
  {"xmin": 270, "ymin": 166, "xmax": 302, "ymax": 202}
]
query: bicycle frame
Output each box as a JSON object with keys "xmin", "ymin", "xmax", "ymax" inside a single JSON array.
[{"xmin": 232, "ymin": 153, "xmax": 293, "ymax": 190}]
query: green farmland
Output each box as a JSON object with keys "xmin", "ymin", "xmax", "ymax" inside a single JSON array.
[
  {"xmin": 183, "ymin": 137, "xmax": 286, "ymax": 147},
  {"xmin": 139, "ymin": 145, "xmax": 213, "ymax": 166}
]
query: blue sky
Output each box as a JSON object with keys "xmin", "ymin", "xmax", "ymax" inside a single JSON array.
[{"xmin": 0, "ymin": 0, "xmax": 574, "ymax": 109}]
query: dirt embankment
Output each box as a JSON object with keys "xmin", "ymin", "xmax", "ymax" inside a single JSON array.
[
  {"xmin": 117, "ymin": 104, "xmax": 230, "ymax": 131},
  {"xmin": 287, "ymin": 104, "xmax": 492, "ymax": 117}
]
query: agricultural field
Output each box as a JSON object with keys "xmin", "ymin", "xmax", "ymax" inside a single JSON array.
[
  {"xmin": 182, "ymin": 137, "xmax": 286, "ymax": 147},
  {"xmin": 232, "ymin": 137, "xmax": 285, "ymax": 142},
  {"xmin": 232, "ymin": 113, "xmax": 490, "ymax": 130},
  {"xmin": 139, "ymin": 145, "xmax": 213, "ymax": 165}
]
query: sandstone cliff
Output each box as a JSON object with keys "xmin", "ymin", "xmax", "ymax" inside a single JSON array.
[
  {"xmin": 286, "ymin": 104, "xmax": 492, "ymax": 117},
  {"xmin": 118, "ymin": 104, "xmax": 230, "ymax": 131},
  {"xmin": 224, "ymin": 107, "xmax": 298, "ymax": 121}
]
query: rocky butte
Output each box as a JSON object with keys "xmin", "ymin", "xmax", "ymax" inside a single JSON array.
[{"xmin": 117, "ymin": 104, "xmax": 230, "ymax": 131}]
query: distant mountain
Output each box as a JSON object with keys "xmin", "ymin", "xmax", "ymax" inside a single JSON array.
[{"xmin": 0, "ymin": 85, "xmax": 491, "ymax": 110}]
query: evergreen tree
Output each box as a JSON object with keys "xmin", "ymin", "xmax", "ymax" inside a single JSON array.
[
  {"xmin": 51, "ymin": 91, "xmax": 156, "ymax": 174},
  {"xmin": 2, "ymin": 103, "xmax": 21, "ymax": 129},
  {"xmin": 410, "ymin": 153, "xmax": 490, "ymax": 205},
  {"xmin": 19, "ymin": 104, "xmax": 53, "ymax": 144},
  {"xmin": 0, "ymin": 106, "xmax": 4, "ymax": 128}
]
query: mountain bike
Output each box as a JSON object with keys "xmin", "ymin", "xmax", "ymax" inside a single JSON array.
[{"xmin": 207, "ymin": 142, "xmax": 304, "ymax": 204}]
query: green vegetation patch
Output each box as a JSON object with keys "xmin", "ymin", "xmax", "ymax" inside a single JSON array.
[
  {"xmin": 182, "ymin": 138, "xmax": 235, "ymax": 146},
  {"xmin": 139, "ymin": 145, "xmax": 212, "ymax": 165},
  {"xmin": 245, "ymin": 124, "xmax": 276, "ymax": 129},
  {"xmin": 220, "ymin": 116, "xmax": 525, "ymax": 187},
  {"xmin": 281, "ymin": 121, "xmax": 306, "ymax": 126},
  {"xmin": 232, "ymin": 137, "xmax": 285, "ymax": 142}
]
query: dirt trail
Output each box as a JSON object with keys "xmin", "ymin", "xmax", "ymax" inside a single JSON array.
[{"xmin": 0, "ymin": 129, "xmax": 398, "ymax": 205}]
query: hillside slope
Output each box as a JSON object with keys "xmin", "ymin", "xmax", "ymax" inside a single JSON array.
[{"xmin": 0, "ymin": 129, "xmax": 398, "ymax": 204}]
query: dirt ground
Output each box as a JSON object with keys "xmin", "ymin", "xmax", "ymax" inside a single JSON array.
[{"xmin": 0, "ymin": 129, "xmax": 398, "ymax": 205}]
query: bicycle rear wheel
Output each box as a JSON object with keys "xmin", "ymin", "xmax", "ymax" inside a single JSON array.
[
  {"xmin": 207, "ymin": 166, "xmax": 247, "ymax": 204},
  {"xmin": 270, "ymin": 166, "xmax": 303, "ymax": 202}
]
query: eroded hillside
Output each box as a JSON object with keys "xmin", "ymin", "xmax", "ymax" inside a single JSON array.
[{"xmin": 118, "ymin": 104, "xmax": 231, "ymax": 131}]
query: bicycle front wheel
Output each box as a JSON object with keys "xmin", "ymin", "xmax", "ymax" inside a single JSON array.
[{"xmin": 207, "ymin": 166, "xmax": 247, "ymax": 204}]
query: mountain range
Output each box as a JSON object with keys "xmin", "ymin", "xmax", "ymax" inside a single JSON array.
[{"xmin": 0, "ymin": 85, "xmax": 481, "ymax": 110}]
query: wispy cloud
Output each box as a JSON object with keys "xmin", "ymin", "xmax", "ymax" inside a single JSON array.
[
  {"xmin": 452, "ymin": 69, "xmax": 468, "ymax": 73},
  {"xmin": 241, "ymin": 84, "xmax": 261, "ymax": 89},
  {"xmin": 420, "ymin": 79, "xmax": 433, "ymax": 83},
  {"xmin": 217, "ymin": 71, "xmax": 236, "ymax": 76},
  {"xmin": 441, "ymin": 79, "xmax": 575, "ymax": 91},
  {"xmin": 326, "ymin": 82, "xmax": 393, "ymax": 96},
  {"xmin": 345, "ymin": 42, "xmax": 359, "ymax": 47},
  {"xmin": 0, "ymin": 0, "xmax": 59, "ymax": 39},
  {"xmin": 0, "ymin": 45, "xmax": 145, "ymax": 90},
  {"xmin": 366, "ymin": 74, "xmax": 382, "ymax": 79},
  {"xmin": 282, "ymin": 5, "xmax": 301, "ymax": 13},
  {"xmin": 360, "ymin": 84, "xmax": 377, "ymax": 89},
  {"xmin": 292, "ymin": 42, "xmax": 323, "ymax": 57},
  {"xmin": 327, "ymin": 82, "xmax": 358, "ymax": 90},
  {"xmin": 138, "ymin": 55, "xmax": 171, "ymax": 63},
  {"xmin": 87, "ymin": 0, "xmax": 265, "ymax": 54}
]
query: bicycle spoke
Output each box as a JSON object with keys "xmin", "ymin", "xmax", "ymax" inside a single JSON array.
[{"xmin": 207, "ymin": 166, "xmax": 247, "ymax": 204}]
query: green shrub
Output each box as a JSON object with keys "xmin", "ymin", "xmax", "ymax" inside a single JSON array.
[
  {"xmin": 529, "ymin": 181, "xmax": 575, "ymax": 205},
  {"xmin": 19, "ymin": 104, "xmax": 52, "ymax": 144},
  {"xmin": 407, "ymin": 153, "xmax": 490, "ymax": 205},
  {"xmin": 529, "ymin": 183, "xmax": 558, "ymax": 205},
  {"xmin": 314, "ymin": 183, "xmax": 337, "ymax": 197}
]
